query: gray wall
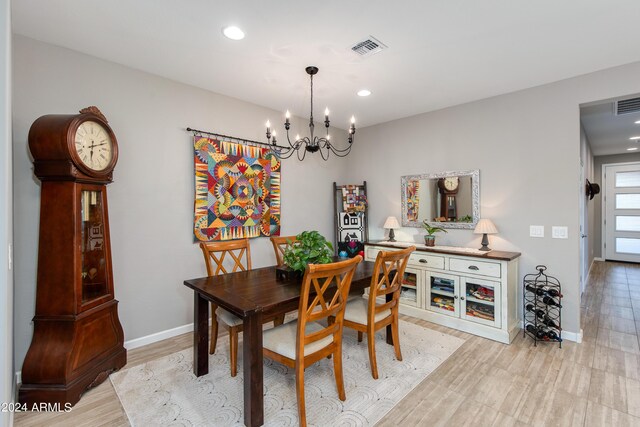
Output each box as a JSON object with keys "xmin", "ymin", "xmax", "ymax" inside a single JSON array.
[
  {"xmin": 12, "ymin": 36, "xmax": 349, "ymax": 369},
  {"xmin": 1, "ymin": 0, "xmax": 13, "ymax": 424},
  {"xmin": 592, "ymin": 153, "xmax": 640, "ymax": 258},
  {"xmin": 346, "ymin": 61, "xmax": 640, "ymax": 337}
]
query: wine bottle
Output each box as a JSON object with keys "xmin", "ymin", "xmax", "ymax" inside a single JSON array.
[
  {"xmin": 544, "ymin": 328, "xmax": 562, "ymax": 342},
  {"xmin": 542, "ymin": 296, "xmax": 562, "ymax": 307},
  {"xmin": 525, "ymin": 284, "xmax": 544, "ymax": 296},
  {"xmin": 541, "ymin": 316, "xmax": 559, "ymax": 329},
  {"xmin": 525, "ymin": 303, "xmax": 545, "ymax": 318},
  {"xmin": 525, "ymin": 324, "xmax": 546, "ymax": 340},
  {"xmin": 547, "ymin": 288, "xmax": 562, "ymax": 298}
]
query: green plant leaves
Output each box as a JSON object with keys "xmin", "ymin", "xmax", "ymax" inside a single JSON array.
[
  {"xmin": 422, "ymin": 220, "xmax": 448, "ymax": 236},
  {"xmin": 282, "ymin": 230, "xmax": 334, "ymax": 272}
]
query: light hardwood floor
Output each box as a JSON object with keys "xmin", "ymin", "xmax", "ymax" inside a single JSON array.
[{"xmin": 14, "ymin": 261, "xmax": 640, "ymax": 426}]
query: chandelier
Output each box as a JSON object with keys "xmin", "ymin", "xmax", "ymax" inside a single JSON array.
[{"xmin": 266, "ymin": 66, "xmax": 356, "ymax": 160}]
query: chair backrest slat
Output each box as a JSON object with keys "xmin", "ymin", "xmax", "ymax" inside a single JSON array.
[
  {"xmin": 270, "ymin": 235, "xmax": 298, "ymax": 267},
  {"xmin": 296, "ymin": 256, "xmax": 362, "ymax": 352},
  {"xmin": 368, "ymin": 246, "xmax": 416, "ymax": 319},
  {"xmin": 199, "ymin": 239, "xmax": 252, "ymax": 277}
]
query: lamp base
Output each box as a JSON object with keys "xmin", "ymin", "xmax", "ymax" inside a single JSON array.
[
  {"xmin": 479, "ymin": 233, "xmax": 491, "ymax": 251},
  {"xmin": 388, "ymin": 229, "xmax": 396, "ymax": 242}
]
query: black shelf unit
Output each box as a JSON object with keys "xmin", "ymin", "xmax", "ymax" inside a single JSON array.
[
  {"xmin": 333, "ymin": 182, "xmax": 368, "ymax": 258},
  {"xmin": 523, "ymin": 265, "xmax": 563, "ymax": 348}
]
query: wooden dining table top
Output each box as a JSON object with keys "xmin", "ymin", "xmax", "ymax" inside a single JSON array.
[{"xmin": 183, "ymin": 259, "xmax": 377, "ymax": 319}]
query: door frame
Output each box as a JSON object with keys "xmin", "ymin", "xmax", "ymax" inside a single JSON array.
[{"xmin": 601, "ymin": 161, "xmax": 640, "ymax": 261}]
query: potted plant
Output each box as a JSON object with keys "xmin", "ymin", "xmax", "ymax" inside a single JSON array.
[
  {"xmin": 278, "ymin": 231, "xmax": 334, "ymax": 279},
  {"xmin": 422, "ymin": 220, "xmax": 447, "ymax": 247}
]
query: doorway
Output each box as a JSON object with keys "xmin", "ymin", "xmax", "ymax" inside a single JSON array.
[{"xmin": 603, "ymin": 162, "xmax": 640, "ymax": 262}]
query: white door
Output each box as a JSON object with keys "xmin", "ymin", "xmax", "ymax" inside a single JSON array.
[
  {"xmin": 579, "ymin": 157, "xmax": 588, "ymax": 293},
  {"xmin": 604, "ymin": 163, "xmax": 640, "ymax": 262}
]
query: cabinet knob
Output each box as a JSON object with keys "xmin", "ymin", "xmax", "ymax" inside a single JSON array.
[
  {"xmin": 419, "ymin": 259, "xmax": 428, "ymax": 263},
  {"xmin": 454, "ymin": 295, "xmax": 458, "ymax": 299},
  {"xmin": 460, "ymin": 296, "xmax": 465, "ymax": 301},
  {"xmin": 468, "ymin": 265, "xmax": 479, "ymax": 271}
]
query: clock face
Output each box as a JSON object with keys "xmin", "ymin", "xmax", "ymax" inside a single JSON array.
[
  {"xmin": 74, "ymin": 121, "xmax": 114, "ymax": 171},
  {"xmin": 444, "ymin": 177, "xmax": 459, "ymax": 191}
]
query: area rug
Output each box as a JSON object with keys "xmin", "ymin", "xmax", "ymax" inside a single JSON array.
[{"xmin": 111, "ymin": 321, "xmax": 464, "ymax": 426}]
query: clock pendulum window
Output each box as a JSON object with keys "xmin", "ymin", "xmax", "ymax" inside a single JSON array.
[
  {"xmin": 19, "ymin": 107, "xmax": 126, "ymax": 407},
  {"xmin": 438, "ymin": 176, "xmax": 460, "ymax": 221}
]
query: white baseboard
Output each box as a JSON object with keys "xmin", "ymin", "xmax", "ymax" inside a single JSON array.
[
  {"xmin": 15, "ymin": 370, "xmax": 21, "ymax": 386},
  {"xmin": 561, "ymin": 329, "xmax": 583, "ymax": 343},
  {"xmin": 124, "ymin": 323, "xmax": 194, "ymax": 350},
  {"xmin": 593, "ymin": 257, "xmax": 604, "ymax": 262}
]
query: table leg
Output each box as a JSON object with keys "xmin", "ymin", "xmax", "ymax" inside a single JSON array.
[
  {"xmin": 243, "ymin": 309, "xmax": 264, "ymax": 427},
  {"xmin": 193, "ymin": 291, "xmax": 209, "ymax": 376},
  {"xmin": 386, "ymin": 292, "xmax": 394, "ymax": 345}
]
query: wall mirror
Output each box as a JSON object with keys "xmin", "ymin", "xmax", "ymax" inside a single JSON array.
[{"xmin": 401, "ymin": 169, "xmax": 479, "ymax": 229}]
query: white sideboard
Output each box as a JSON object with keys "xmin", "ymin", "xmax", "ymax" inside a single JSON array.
[{"xmin": 365, "ymin": 241, "xmax": 521, "ymax": 344}]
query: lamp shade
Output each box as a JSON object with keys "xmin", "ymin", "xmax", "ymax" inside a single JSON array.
[
  {"xmin": 474, "ymin": 218, "xmax": 498, "ymax": 235},
  {"xmin": 383, "ymin": 216, "xmax": 400, "ymax": 229}
]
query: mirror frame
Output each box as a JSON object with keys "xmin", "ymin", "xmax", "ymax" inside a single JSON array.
[{"xmin": 401, "ymin": 169, "xmax": 480, "ymax": 229}]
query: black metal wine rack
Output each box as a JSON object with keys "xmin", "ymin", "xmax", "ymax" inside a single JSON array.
[{"xmin": 523, "ymin": 265, "xmax": 562, "ymax": 348}]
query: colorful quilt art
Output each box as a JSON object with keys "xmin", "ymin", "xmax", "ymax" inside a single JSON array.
[
  {"xmin": 406, "ymin": 179, "xmax": 420, "ymax": 222},
  {"xmin": 193, "ymin": 136, "xmax": 281, "ymax": 241}
]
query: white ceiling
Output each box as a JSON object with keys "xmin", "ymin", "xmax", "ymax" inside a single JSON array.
[
  {"xmin": 11, "ymin": 0, "xmax": 640, "ymax": 130},
  {"xmin": 581, "ymin": 99, "xmax": 640, "ymax": 156}
]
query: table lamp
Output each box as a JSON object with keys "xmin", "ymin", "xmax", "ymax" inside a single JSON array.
[
  {"xmin": 474, "ymin": 218, "xmax": 498, "ymax": 251},
  {"xmin": 383, "ymin": 216, "xmax": 400, "ymax": 242}
]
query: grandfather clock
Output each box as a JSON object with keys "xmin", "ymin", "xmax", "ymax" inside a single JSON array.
[
  {"xmin": 19, "ymin": 107, "xmax": 126, "ymax": 406},
  {"xmin": 438, "ymin": 177, "xmax": 460, "ymax": 221}
]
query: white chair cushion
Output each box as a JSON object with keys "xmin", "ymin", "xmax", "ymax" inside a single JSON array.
[
  {"xmin": 216, "ymin": 307, "xmax": 243, "ymax": 327},
  {"xmin": 263, "ymin": 320, "xmax": 334, "ymax": 360},
  {"xmin": 343, "ymin": 299, "xmax": 391, "ymax": 325}
]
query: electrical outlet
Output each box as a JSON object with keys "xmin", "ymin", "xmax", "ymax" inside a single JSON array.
[
  {"xmin": 530, "ymin": 225, "xmax": 544, "ymax": 238},
  {"xmin": 552, "ymin": 226, "xmax": 568, "ymax": 239}
]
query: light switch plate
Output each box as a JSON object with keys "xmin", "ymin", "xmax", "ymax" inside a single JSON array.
[
  {"xmin": 530, "ymin": 225, "xmax": 544, "ymax": 238},
  {"xmin": 552, "ymin": 226, "xmax": 568, "ymax": 239}
]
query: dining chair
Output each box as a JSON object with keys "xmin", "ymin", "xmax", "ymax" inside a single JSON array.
[
  {"xmin": 342, "ymin": 245, "xmax": 415, "ymax": 379},
  {"xmin": 199, "ymin": 239, "xmax": 282, "ymax": 377},
  {"xmin": 262, "ymin": 255, "xmax": 362, "ymax": 427},
  {"xmin": 269, "ymin": 235, "xmax": 298, "ymax": 266}
]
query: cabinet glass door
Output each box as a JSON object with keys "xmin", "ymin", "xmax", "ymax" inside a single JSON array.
[
  {"xmin": 427, "ymin": 272, "xmax": 459, "ymax": 317},
  {"xmin": 399, "ymin": 267, "xmax": 421, "ymax": 308},
  {"xmin": 461, "ymin": 277, "xmax": 501, "ymax": 328}
]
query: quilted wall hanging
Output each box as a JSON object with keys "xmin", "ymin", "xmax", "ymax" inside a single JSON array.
[
  {"xmin": 406, "ymin": 179, "xmax": 420, "ymax": 221},
  {"xmin": 193, "ymin": 136, "xmax": 281, "ymax": 241}
]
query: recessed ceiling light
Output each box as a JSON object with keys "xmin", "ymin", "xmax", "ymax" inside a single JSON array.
[
  {"xmin": 628, "ymin": 147, "xmax": 638, "ymax": 151},
  {"xmin": 636, "ymin": 120, "xmax": 640, "ymax": 124},
  {"xmin": 222, "ymin": 26, "xmax": 245, "ymax": 40},
  {"xmin": 630, "ymin": 136, "xmax": 640, "ymax": 140},
  {"xmin": 357, "ymin": 89, "xmax": 371, "ymax": 97}
]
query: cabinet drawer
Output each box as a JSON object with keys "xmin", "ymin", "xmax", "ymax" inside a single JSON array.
[
  {"xmin": 408, "ymin": 253, "xmax": 445, "ymax": 269},
  {"xmin": 365, "ymin": 246, "xmax": 382, "ymax": 262},
  {"xmin": 450, "ymin": 257, "xmax": 501, "ymax": 278}
]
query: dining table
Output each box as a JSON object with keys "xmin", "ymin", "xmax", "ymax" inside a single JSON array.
[{"xmin": 183, "ymin": 258, "xmax": 392, "ymax": 427}]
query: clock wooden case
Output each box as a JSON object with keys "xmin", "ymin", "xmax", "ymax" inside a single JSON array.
[
  {"xmin": 19, "ymin": 106, "xmax": 126, "ymax": 406},
  {"xmin": 437, "ymin": 177, "xmax": 459, "ymax": 220}
]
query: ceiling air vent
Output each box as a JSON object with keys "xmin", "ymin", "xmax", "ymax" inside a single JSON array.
[
  {"xmin": 350, "ymin": 36, "xmax": 387, "ymax": 57},
  {"xmin": 616, "ymin": 97, "xmax": 640, "ymax": 115}
]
